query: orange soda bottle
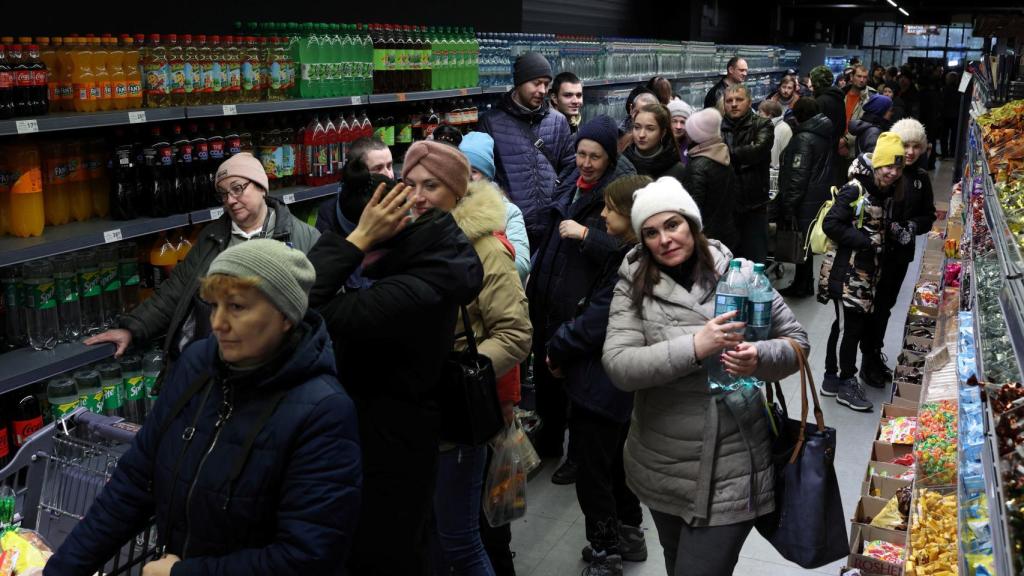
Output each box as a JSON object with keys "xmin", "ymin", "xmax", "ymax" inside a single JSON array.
[
  {"xmin": 42, "ymin": 140, "xmax": 70, "ymax": 226},
  {"xmin": 58, "ymin": 37, "xmax": 76, "ymax": 111},
  {"xmin": 70, "ymin": 37, "xmax": 95, "ymax": 112},
  {"xmin": 91, "ymin": 37, "xmax": 111, "ymax": 111},
  {"xmin": 65, "ymin": 139, "xmax": 91, "ymax": 221},
  {"xmin": 9, "ymin": 143, "xmax": 45, "ymax": 238},
  {"xmin": 122, "ymin": 36, "xmax": 143, "ymax": 109},
  {"xmin": 37, "ymin": 37, "xmax": 60, "ymax": 113},
  {"xmin": 86, "ymin": 136, "xmax": 109, "ymax": 217},
  {"xmin": 106, "ymin": 37, "xmax": 127, "ymax": 110},
  {"xmin": 0, "ymin": 149, "xmax": 10, "ymax": 236}
]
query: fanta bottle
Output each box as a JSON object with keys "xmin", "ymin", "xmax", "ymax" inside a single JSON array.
[
  {"xmin": 42, "ymin": 141, "xmax": 70, "ymax": 226},
  {"xmin": 87, "ymin": 136, "xmax": 109, "ymax": 217},
  {"xmin": 174, "ymin": 228, "xmax": 192, "ymax": 262},
  {"xmin": 70, "ymin": 37, "xmax": 95, "ymax": 112},
  {"xmin": 65, "ymin": 139, "xmax": 92, "ymax": 221},
  {"xmin": 38, "ymin": 38, "xmax": 60, "ymax": 113},
  {"xmin": 91, "ymin": 37, "xmax": 111, "ymax": 111},
  {"xmin": 122, "ymin": 36, "xmax": 142, "ymax": 109},
  {"xmin": 144, "ymin": 34, "xmax": 168, "ymax": 108},
  {"xmin": 58, "ymin": 37, "xmax": 76, "ymax": 111},
  {"xmin": 9, "ymin": 144, "xmax": 45, "ymax": 238},
  {"xmin": 107, "ymin": 37, "xmax": 127, "ymax": 110}
]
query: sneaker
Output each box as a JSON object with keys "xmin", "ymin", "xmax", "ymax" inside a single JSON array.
[
  {"xmin": 820, "ymin": 372, "xmax": 842, "ymax": 397},
  {"xmin": 582, "ymin": 525, "xmax": 648, "ymax": 563},
  {"xmin": 551, "ymin": 458, "xmax": 578, "ymax": 485},
  {"xmin": 581, "ymin": 551, "xmax": 623, "ymax": 576},
  {"xmin": 837, "ymin": 377, "xmax": 874, "ymax": 412}
]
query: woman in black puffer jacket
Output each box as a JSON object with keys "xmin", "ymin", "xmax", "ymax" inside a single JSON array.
[
  {"xmin": 623, "ymin": 103, "xmax": 686, "ymax": 182},
  {"xmin": 679, "ymin": 108, "xmax": 739, "ymax": 253}
]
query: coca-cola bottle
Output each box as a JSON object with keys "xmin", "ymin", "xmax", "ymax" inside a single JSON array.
[
  {"xmin": 10, "ymin": 394, "xmax": 43, "ymax": 450},
  {"xmin": 0, "ymin": 46, "xmax": 14, "ymax": 119},
  {"xmin": 26, "ymin": 44, "xmax": 48, "ymax": 115},
  {"xmin": 172, "ymin": 124, "xmax": 197, "ymax": 212},
  {"xmin": 10, "ymin": 44, "xmax": 32, "ymax": 117}
]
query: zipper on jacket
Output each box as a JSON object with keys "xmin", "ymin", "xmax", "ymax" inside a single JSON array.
[{"xmin": 181, "ymin": 384, "xmax": 234, "ymax": 559}]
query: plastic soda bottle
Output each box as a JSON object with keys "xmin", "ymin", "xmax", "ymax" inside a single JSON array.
[
  {"xmin": 87, "ymin": 136, "xmax": 109, "ymax": 217},
  {"xmin": 91, "ymin": 37, "xmax": 112, "ymax": 111},
  {"xmin": 97, "ymin": 245, "xmax": 121, "ymax": 326},
  {"xmin": 66, "ymin": 139, "xmax": 92, "ymax": 222},
  {"xmin": 120, "ymin": 354, "xmax": 146, "ymax": 423},
  {"xmin": 241, "ymin": 36, "xmax": 260, "ymax": 103},
  {"xmin": 122, "ymin": 36, "xmax": 143, "ymax": 109},
  {"xmin": 58, "ymin": 37, "xmax": 76, "ymax": 112},
  {"xmin": 42, "ymin": 141, "xmax": 71, "ymax": 226},
  {"xmin": 22, "ymin": 259, "xmax": 59, "ymax": 350},
  {"xmin": 196, "ymin": 35, "xmax": 213, "ymax": 104},
  {"xmin": 224, "ymin": 35, "xmax": 241, "ymax": 104},
  {"xmin": 47, "ymin": 377, "xmax": 80, "ymax": 421},
  {"xmin": 38, "ymin": 37, "xmax": 59, "ymax": 113},
  {"xmin": 208, "ymin": 35, "xmax": 224, "ymax": 104},
  {"xmin": 73, "ymin": 369, "xmax": 104, "ymax": 414},
  {"xmin": 76, "ymin": 250, "xmax": 104, "ymax": 334},
  {"xmin": 707, "ymin": 259, "xmax": 748, "ymax": 392},
  {"xmin": 166, "ymin": 34, "xmax": 185, "ymax": 107},
  {"xmin": 144, "ymin": 34, "xmax": 168, "ymax": 108},
  {"xmin": 1, "ymin": 266, "xmax": 27, "ymax": 349},
  {"xmin": 53, "ymin": 254, "xmax": 82, "ymax": 342},
  {"xmin": 96, "ymin": 361, "xmax": 124, "ymax": 417},
  {"xmin": 107, "ymin": 37, "xmax": 127, "ymax": 110},
  {"xmin": 118, "ymin": 241, "xmax": 141, "ymax": 312},
  {"xmin": 142, "ymin": 348, "xmax": 165, "ymax": 415},
  {"xmin": 8, "ymin": 144, "xmax": 44, "ymax": 238},
  {"xmin": 183, "ymin": 34, "xmax": 201, "ymax": 106}
]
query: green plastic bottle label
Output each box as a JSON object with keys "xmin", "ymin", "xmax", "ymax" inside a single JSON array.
[
  {"xmin": 119, "ymin": 261, "xmax": 140, "ymax": 287},
  {"xmin": 80, "ymin": 390, "xmax": 103, "ymax": 414},
  {"xmin": 143, "ymin": 375, "xmax": 158, "ymax": 396},
  {"xmin": 26, "ymin": 281, "xmax": 57, "ymax": 311},
  {"xmin": 103, "ymin": 384, "xmax": 123, "ymax": 411},
  {"xmin": 79, "ymin": 269, "xmax": 102, "ymax": 298},
  {"xmin": 52, "ymin": 400, "xmax": 79, "ymax": 421},
  {"xmin": 397, "ymin": 124, "xmax": 412, "ymax": 144},
  {"xmin": 56, "ymin": 276, "xmax": 79, "ymax": 304},
  {"xmin": 101, "ymin": 265, "xmax": 121, "ymax": 292},
  {"xmin": 373, "ymin": 49, "xmax": 385, "ymax": 71},
  {"xmin": 125, "ymin": 376, "xmax": 146, "ymax": 401}
]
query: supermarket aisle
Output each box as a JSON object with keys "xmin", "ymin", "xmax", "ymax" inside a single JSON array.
[{"xmin": 511, "ymin": 159, "xmax": 956, "ymax": 576}]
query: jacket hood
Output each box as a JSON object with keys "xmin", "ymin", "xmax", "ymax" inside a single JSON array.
[
  {"xmin": 850, "ymin": 112, "xmax": 891, "ymax": 135},
  {"xmin": 688, "ymin": 138, "xmax": 731, "ymax": 166},
  {"xmin": 797, "ymin": 113, "xmax": 833, "ymax": 139},
  {"xmin": 847, "ymin": 117, "xmax": 871, "ymax": 137},
  {"xmin": 499, "ymin": 90, "xmax": 553, "ymax": 123},
  {"xmin": 451, "ymin": 180, "xmax": 507, "ymax": 242},
  {"xmin": 365, "ymin": 210, "xmax": 483, "ymax": 306}
]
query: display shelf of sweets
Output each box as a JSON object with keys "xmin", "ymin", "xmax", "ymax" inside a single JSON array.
[
  {"xmin": 0, "ymin": 108, "xmax": 187, "ymax": 137},
  {"xmin": 904, "ymin": 488, "xmax": 960, "ymax": 576},
  {"xmin": 982, "ymin": 383, "xmax": 1024, "ymax": 576},
  {"xmin": 0, "ymin": 342, "xmax": 116, "ymax": 397}
]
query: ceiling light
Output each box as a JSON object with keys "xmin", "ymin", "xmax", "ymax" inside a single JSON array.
[
  {"xmin": 886, "ymin": 0, "xmax": 897, "ymax": 6},
  {"xmin": 899, "ymin": 7, "xmax": 909, "ymax": 15}
]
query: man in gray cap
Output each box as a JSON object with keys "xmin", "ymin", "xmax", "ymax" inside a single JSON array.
[{"xmin": 478, "ymin": 51, "xmax": 576, "ymax": 251}]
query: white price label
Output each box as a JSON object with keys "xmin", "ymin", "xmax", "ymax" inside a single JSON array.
[
  {"xmin": 282, "ymin": 193, "xmax": 296, "ymax": 204},
  {"xmin": 959, "ymin": 71, "xmax": 973, "ymax": 93},
  {"xmin": 128, "ymin": 111, "xmax": 147, "ymax": 124},
  {"xmin": 222, "ymin": 104, "xmax": 237, "ymax": 116},
  {"xmin": 210, "ymin": 207, "xmax": 225, "ymax": 220},
  {"xmin": 352, "ymin": 96, "xmax": 363, "ymax": 105},
  {"xmin": 15, "ymin": 119, "xmax": 38, "ymax": 134},
  {"xmin": 103, "ymin": 229, "xmax": 123, "ymax": 243}
]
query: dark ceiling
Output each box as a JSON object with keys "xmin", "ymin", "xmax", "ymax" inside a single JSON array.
[{"xmin": 779, "ymin": 0, "xmax": 1024, "ymax": 25}]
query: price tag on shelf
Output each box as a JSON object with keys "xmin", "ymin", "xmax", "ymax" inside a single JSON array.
[
  {"xmin": 15, "ymin": 119, "xmax": 38, "ymax": 134},
  {"xmin": 210, "ymin": 207, "xmax": 225, "ymax": 220},
  {"xmin": 959, "ymin": 71, "xmax": 973, "ymax": 93},
  {"xmin": 222, "ymin": 104, "xmax": 237, "ymax": 116},
  {"xmin": 396, "ymin": 93, "xmax": 408, "ymax": 102},
  {"xmin": 352, "ymin": 96, "xmax": 364, "ymax": 105},
  {"xmin": 459, "ymin": 88, "xmax": 469, "ymax": 96},
  {"xmin": 103, "ymin": 229, "xmax": 123, "ymax": 243},
  {"xmin": 128, "ymin": 111, "xmax": 147, "ymax": 124},
  {"xmin": 282, "ymin": 193, "xmax": 296, "ymax": 205}
]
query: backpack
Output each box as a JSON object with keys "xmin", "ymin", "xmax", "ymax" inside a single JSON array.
[{"xmin": 806, "ymin": 180, "xmax": 866, "ymax": 255}]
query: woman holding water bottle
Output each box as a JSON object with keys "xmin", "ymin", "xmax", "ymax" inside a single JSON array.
[{"xmin": 601, "ymin": 177, "xmax": 808, "ymax": 576}]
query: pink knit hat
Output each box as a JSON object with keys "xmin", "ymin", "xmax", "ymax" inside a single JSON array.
[
  {"xmin": 403, "ymin": 140, "xmax": 471, "ymax": 198},
  {"xmin": 686, "ymin": 108, "xmax": 723, "ymax": 144},
  {"xmin": 215, "ymin": 152, "xmax": 270, "ymax": 193}
]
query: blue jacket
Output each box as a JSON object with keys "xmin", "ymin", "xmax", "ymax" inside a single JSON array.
[
  {"xmin": 503, "ymin": 199, "xmax": 531, "ymax": 284},
  {"xmin": 46, "ymin": 312, "xmax": 361, "ymax": 576},
  {"xmin": 478, "ymin": 92, "xmax": 576, "ymax": 248}
]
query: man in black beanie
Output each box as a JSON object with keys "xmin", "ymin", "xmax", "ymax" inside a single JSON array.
[{"xmin": 479, "ymin": 51, "xmax": 576, "ymax": 251}]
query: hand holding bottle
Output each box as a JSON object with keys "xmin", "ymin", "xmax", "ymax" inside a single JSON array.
[
  {"xmin": 693, "ymin": 310, "xmax": 745, "ymax": 361},
  {"xmin": 722, "ymin": 342, "xmax": 759, "ymax": 377}
]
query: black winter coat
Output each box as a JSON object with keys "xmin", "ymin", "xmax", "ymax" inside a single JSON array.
[
  {"xmin": 814, "ymin": 86, "xmax": 847, "ymax": 146},
  {"xmin": 722, "ymin": 110, "xmax": 775, "ymax": 212},
  {"xmin": 681, "ymin": 152, "xmax": 740, "ymax": 252},
  {"xmin": 848, "ymin": 111, "xmax": 892, "ymax": 155},
  {"xmin": 888, "ymin": 165, "xmax": 937, "ymax": 263},
  {"xmin": 778, "ymin": 113, "xmax": 835, "ymax": 232},
  {"xmin": 704, "ymin": 77, "xmax": 729, "ymax": 109},
  {"xmin": 623, "ymin": 144, "xmax": 687, "ymax": 182},
  {"xmin": 307, "ymin": 210, "xmax": 483, "ymax": 574},
  {"xmin": 46, "ymin": 312, "xmax": 361, "ymax": 576}
]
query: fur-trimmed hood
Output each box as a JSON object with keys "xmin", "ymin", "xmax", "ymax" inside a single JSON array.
[{"xmin": 451, "ymin": 180, "xmax": 508, "ymax": 242}]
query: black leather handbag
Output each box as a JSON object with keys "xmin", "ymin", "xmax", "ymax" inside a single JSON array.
[
  {"xmin": 438, "ymin": 305, "xmax": 504, "ymax": 446},
  {"xmin": 756, "ymin": 339, "xmax": 848, "ymax": 569},
  {"xmin": 774, "ymin": 222, "xmax": 809, "ymax": 264}
]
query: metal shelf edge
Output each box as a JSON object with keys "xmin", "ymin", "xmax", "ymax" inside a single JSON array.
[
  {"xmin": 0, "ymin": 342, "xmax": 116, "ymax": 394},
  {"xmin": 368, "ymin": 87, "xmax": 483, "ymax": 104},
  {"xmin": 0, "ymin": 108, "xmax": 187, "ymax": 136},
  {"xmin": 270, "ymin": 183, "xmax": 338, "ymax": 205}
]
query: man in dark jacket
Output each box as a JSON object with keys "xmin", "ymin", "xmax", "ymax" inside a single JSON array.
[
  {"xmin": 941, "ymin": 72, "xmax": 962, "ymax": 158},
  {"xmin": 704, "ymin": 56, "xmax": 748, "ymax": 110},
  {"xmin": 316, "ymin": 136, "xmax": 395, "ymax": 236},
  {"xmin": 721, "ymin": 84, "xmax": 774, "ymax": 263},
  {"xmin": 777, "ymin": 98, "xmax": 834, "ymax": 297},
  {"xmin": 478, "ymin": 51, "xmax": 576, "ymax": 251},
  {"xmin": 849, "ymin": 94, "xmax": 894, "ymax": 155},
  {"xmin": 307, "ymin": 182, "xmax": 484, "ymax": 576},
  {"xmin": 47, "ymin": 240, "xmax": 361, "ymax": 576},
  {"xmin": 810, "ymin": 65, "xmax": 846, "ymax": 188}
]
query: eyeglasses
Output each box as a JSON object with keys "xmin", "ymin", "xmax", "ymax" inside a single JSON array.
[{"xmin": 217, "ymin": 180, "xmax": 252, "ymax": 201}]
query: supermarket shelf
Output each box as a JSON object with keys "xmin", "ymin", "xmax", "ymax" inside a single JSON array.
[
  {"xmin": 0, "ymin": 108, "xmax": 186, "ymax": 136},
  {"xmin": 0, "ymin": 342, "xmax": 116, "ymax": 396},
  {"xmin": 982, "ymin": 401, "xmax": 1017, "ymax": 576},
  {"xmin": 0, "ymin": 214, "xmax": 190, "ymax": 268},
  {"xmin": 482, "ymin": 85, "xmax": 512, "ymax": 94},
  {"xmin": 577, "ymin": 68, "xmax": 793, "ymax": 91},
  {"xmin": 369, "ymin": 87, "xmax": 482, "ymax": 104},
  {"xmin": 185, "ymin": 95, "xmax": 371, "ymax": 119},
  {"xmin": 270, "ymin": 183, "xmax": 338, "ymax": 205}
]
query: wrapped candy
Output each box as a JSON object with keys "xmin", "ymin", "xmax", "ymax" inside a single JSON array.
[
  {"xmin": 944, "ymin": 261, "xmax": 962, "ymax": 287},
  {"xmin": 864, "ymin": 539, "xmax": 905, "ymax": 564},
  {"xmin": 914, "ymin": 400, "xmax": 958, "ymax": 486},
  {"xmin": 880, "ymin": 417, "xmax": 918, "ymax": 445},
  {"xmin": 905, "ymin": 489, "xmax": 958, "ymax": 576}
]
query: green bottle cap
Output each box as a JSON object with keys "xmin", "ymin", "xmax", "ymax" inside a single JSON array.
[{"xmin": 753, "ymin": 263, "xmax": 765, "ymax": 272}]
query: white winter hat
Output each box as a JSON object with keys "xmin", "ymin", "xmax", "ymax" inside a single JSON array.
[
  {"xmin": 890, "ymin": 118, "xmax": 927, "ymax": 146},
  {"xmin": 631, "ymin": 176, "xmax": 703, "ymax": 239}
]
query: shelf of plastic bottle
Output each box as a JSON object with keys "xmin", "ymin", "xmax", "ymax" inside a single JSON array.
[
  {"xmin": 0, "ymin": 341, "xmax": 116, "ymax": 395},
  {"xmin": 369, "ymin": 88, "xmax": 483, "ymax": 104},
  {"xmin": 0, "ymin": 214, "xmax": 190, "ymax": 269},
  {"xmin": 184, "ymin": 96, "xmax": 372, "ymax": 119},
  {"xmin": 0, "ymin": 108, "xmax": 187, "ymax": 137}
]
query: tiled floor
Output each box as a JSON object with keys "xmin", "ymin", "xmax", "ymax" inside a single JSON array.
[{"xmin": 511, "ymin": 160, "xmax": 957, "ymax": 575}]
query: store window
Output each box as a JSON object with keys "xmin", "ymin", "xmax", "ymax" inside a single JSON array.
[{"xmin": 875, "ymin": 25, "xmax": 896, "ymax": 47}]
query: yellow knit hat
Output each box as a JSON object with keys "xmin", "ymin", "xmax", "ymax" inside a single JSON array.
[{"xmin": 872, "ymin": 132, "xmax": 906, "ymax": 169}]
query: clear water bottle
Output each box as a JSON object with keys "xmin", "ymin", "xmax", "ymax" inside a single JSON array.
[
  {"xmin": 73, "ymin": 369, "xmax": 104, "ymax": 414},
  {"xmin": 47, "ymin": 376, "xmax": 80, "ymax": 421},
  {"xmin": 1, "ymin": 266, "xmax": 26, "ymax": 350},
  {"xmin": 707, "ymin": 259, "xmax": 748, "ymax": 392},
  {"xmin": 22, "ymin": 260, "xmax": 59, "ymax": 351},
  {"xmin": 97, "ymin": 245, "xmax": 121, "ymax": 327},
  {"xmin": 142, "ymin": 348, "xmax": 165, "ymax": 416},
  {"xmin": 53, "ymin": 254, "xmax": 83, "ymax": 342},
  {"xmin": 97, "ymin": 362, "xmax": 124, "ymax": 418},
  {"xmin": 120, "ymin": 354, "xmax": 146, "ymax": 424},
  {"xmin": 76, "ymin": 250, "xmax": 105, "ymax": 334},
  {"xmin": 745, "ymin": 263, "xmax": 774, "ymax": 343}
]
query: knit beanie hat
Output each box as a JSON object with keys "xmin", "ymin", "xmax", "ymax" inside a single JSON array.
[
  {"xmin": 667, "ymin": 99, "xmax": 694, "ymax": 120},
  {"xmin": 871, "ymin": 132, "xmax": 906, "ymax": 170},
  {"xmin": 631, "ymin": 176, "xmax": 703, "ymax": 239},
  {"xmin": 403, "ymin": 140, "xmax": 471, "ymax": 198},
  {"xmin": 810, "ymin": 65, "xmax": 834, "ymax": 92},
  {"xmin": 513, "ymin": 52, "xmax": 552, "ymax": 87},
  {"xmin": 215, "ymin": 152, "xmax": 270, "ymax": 193},
  {"xmin": 890, "ymin": 118, "xmax": 928, "ymax": 146},
  {"xmin": 863, "ymin": 94, "xmax": 893, "ymax": 116},
  {"xmin": 207, "ymin": 239, "xmax": 316, "ymax": 324},
  {"xmin": 459, "ymin": 132, "xmax": 496, "ymax": 180},
  {"xmin": 576, "ymin": 115, "xmax": 620, "ymax": 167},
  {"xmin": 685, "ymin": 108, "xmax": 723, "ymax": 144}
]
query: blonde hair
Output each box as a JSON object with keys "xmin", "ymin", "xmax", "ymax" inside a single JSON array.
[{"xmin": 199, "ymin": 274, "xmax": 261, "ymax": 302}]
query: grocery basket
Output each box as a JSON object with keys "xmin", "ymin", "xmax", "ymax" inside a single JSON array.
[{"xmin": 0, "ymin": 409, "xmax": 159, "ymax": 575}]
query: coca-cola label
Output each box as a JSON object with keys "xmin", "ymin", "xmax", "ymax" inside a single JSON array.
[
  {"xmin": 180, "ymin": 143, "xmax": 194, "ymax": 163},
  {"xmin": 0, "ymin": 71, "xmax": 12, "ymax": 89},
  {"xmin": 14, "ymin": 70, "xmax": 31, "ymax": 87},
  {"xmin": 32, "ymin": 70, "xmax": 46, "ymax": 88},
  {"xmin": 0, "ymin": 428, "xmax": 9, "ymax": 459},
  {"xmin": 12, "ymin": 416, "xmax": 43, "ymax": 447},
  {"xmin": 227, "ymin": 137, "xmax": 241, "ymax": 156}
]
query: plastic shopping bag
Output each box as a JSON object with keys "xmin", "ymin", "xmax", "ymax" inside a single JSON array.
[
  {"xmin": 509, "ymin": 417, "xmax": 541, "ymax": 475},
  {"xmin": 483, "ymin": 425, "xmax": 527, "ymax": 527}
]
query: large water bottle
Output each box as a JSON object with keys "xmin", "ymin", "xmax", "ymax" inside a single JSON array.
[
  {"xmin": 97, "ymin": 361, "xmax": 124, "ymax": 418},
  {"xmin": 745, "ymin": 263, "xmax": 773, "ymax": 342},
  {"xmin": 23, "ymin": 259, "xmax": 59, "ymax": 350},
  {"xmin": 120, "ymin": 354, "xmax": 146, "ymax": 424},
  {"xmin": 47, "ymin": 376, "xmax": 80, "ymax": 422},
  {"xmin": 707, "ymin": 259, "xmax": 748, "ymax": 392},
  {"xmin": 73, "ymin": 368, "xmax": 104, "ymax": 414},
  {"xmin": 53, "ymin": 254, "xmax": 82, "ymax": 342}
]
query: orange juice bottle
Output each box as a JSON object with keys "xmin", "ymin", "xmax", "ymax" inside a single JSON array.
[
  {"xmin": 59, "ymin": 37, "xmax": 76, "ymax": 111},
  {"xmin": 38, "ymin": 37, "xmax": 59, "ymax": 113},
  {"xmin": 107, "ymin": 37, "xmax": 127, "ymax": 110},
  {"xmin": 0, "ymin": 148, "xmax": 11, "ymax": 236},
  {"xmin": 70, "ymin": 37, "xmax": 95, "ymax": 112},
  {"xmin": 86, "ymin": 136, "xmax": 109, "ymax": 217},
  {"xmin": 9, "ymin": 143, "xmax": 45, "ymax": 238},
  {"xmin": 65, "ymin": 139, "xmax": 91, "ymax": 221},
  {"xmin": 42, "ymin": 140, "xmax": 70, "ymax": 226},
  {"xmin": 122, "ymin": 36, "xmax": 142, "ymax": 109},
  {"xmin": 91, "ymin": 37, "xmax": 111, "ymax": 111},
  {"xmin": 149, "ymin": 232, "xmax": 179, "ymax": 288},
  {"xmin": 174, "ymin": 228, "xmax": 193, "ymax": 261}
]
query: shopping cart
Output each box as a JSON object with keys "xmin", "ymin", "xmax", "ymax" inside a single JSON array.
[{"xmin": 1, "ymin": 409, "xmax": 159, "ymax": 575}]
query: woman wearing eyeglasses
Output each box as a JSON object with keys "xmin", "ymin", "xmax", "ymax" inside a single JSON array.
[{"xmin": 84, "ymin": 153, "xmax": 320, "ymax": 362}]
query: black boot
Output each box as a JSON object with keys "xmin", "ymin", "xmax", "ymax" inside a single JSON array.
[
  {"xmin": 859, "ymin": 350, "xmax": 892, "ymax": 389},
  {"xmin": 551, "ymin": 457, "xmax": 578, "ymax": 485}
]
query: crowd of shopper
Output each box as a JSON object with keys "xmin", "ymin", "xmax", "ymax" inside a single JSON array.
[{"xmin": 44, "ymin": 49, "xmax": 948, "ymax": 576}]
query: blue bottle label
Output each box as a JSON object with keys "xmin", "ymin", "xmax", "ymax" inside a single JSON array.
[
  {"xmin": 747, "ymin": 301, "xmax": 771, "ymax": 327},
  {"xmin": 714, "ymin": 293, "xmax": 747, "ymax": 323}
]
